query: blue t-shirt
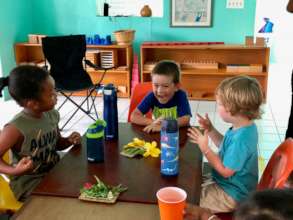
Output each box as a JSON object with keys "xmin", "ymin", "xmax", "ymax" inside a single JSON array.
[
  {"xmin": 212, "ymin": 123, "xmax": 259, "ymax": 202},
  {"xmin": 137, "ymin": 89, "xmax": 192, "ymax": 119}
]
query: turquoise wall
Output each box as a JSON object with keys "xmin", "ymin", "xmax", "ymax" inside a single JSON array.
[
  {"xmin": 31, "ymin": 0, "xmax": 257, "ymax": 53},
  {"xmin": 0, "ymin": 0, "xmax": 256, "ymax": 99},
  {"xmin": 0, "ymin": 1, "xmax": 33, "ymax": 99}
]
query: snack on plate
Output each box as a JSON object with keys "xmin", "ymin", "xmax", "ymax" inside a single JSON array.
[
  {"xmin": 120, "ymin": 137, "xmax": 161, "ymax": 158},
  {"xmin": 79, "ymin": 175, "xmax": 127, "ymax": 203}
]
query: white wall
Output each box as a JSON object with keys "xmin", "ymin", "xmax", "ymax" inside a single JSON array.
[
  {"xmin": 254, "ymin": 0, "xmax": 293, "ymax": 123},
  {"xmin": 255, "ymin": 0, "xmax": 293, "ymax": 65}
]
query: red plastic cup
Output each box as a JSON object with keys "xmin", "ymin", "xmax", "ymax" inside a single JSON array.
[{"xmin": 156, "ymin": 187, "xmax": 187, "ymax": 220}]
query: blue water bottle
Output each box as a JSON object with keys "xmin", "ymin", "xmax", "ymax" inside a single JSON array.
[
  {"xmin": 103, "ymin": 84, "xmax": 118, "ymax": 140},
  {"xmin": 160, "ymin": 119, "xmax": 179, "ymax": 176},
  {"xmin": 86, "ymin": 119, "xmax": 106, "ymax": 162}
]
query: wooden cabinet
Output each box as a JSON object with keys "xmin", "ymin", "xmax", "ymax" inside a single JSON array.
[
  {"xmin": 14, "ymin": 43, "xmax": 133, "ymax": 98},
  {"xmin": 140, "ymin": 43, "xmax": 270, "ymax": 100}
]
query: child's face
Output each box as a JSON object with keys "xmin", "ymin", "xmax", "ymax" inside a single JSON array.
[
  {"xmin": 37, "ymin": 76, "xmax": 57, "ymax": 112},
  {"xmin": 216, "ymin": 95, "xmax": 233, "ymax": 123},
  {"xmin": 151, "ymin": 74, "xmax": 178, "ymax": 104}
]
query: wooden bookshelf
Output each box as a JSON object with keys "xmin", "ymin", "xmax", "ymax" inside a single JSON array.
[
  {"xmin": 140, "ymin": 43, "xmax": 270, "ymax": 101},
  {"xmin": 14, "ymin": 43, "xmax": 133, "ymax": 98}
]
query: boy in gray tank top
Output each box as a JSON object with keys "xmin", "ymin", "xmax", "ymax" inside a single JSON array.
[{"xmin": 0, "ymin": 65, "xmax": 81, "ymax": 201}]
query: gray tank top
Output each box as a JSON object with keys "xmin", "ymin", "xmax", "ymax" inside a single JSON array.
[{"xmin": 8, "ymin": 109, "xmax": 60, "ymax": 201}]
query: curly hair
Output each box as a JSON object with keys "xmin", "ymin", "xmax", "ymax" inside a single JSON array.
[
  {"xmin": 235, "ymin": 189, "xmax": 293, "ymax": 220},
  {"xmin": 216, "ymin": 75, "xmax": 263, "ymax": 120},
  {"xmin": 0, "ymin": 65, "xmax": 49, "ymax": 106}
]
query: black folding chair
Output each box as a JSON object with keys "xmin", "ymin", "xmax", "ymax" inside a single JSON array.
[{"xmin": 42, "ymin": 35, "xmax": 108, "ymax": 130}]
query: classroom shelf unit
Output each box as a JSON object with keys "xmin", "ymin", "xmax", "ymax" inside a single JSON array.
[
  {"xmin": 140, "ymin": 43, "xmax": 270, "ymax": 101},
  {"xmin": 14, "ymin": 43, "xmax": 133, "ymax": 98}
]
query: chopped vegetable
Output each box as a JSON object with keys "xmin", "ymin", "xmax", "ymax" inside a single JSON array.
[{"xmin": 80, "ymin": 175, "xmax": 127, "ymax": 199}]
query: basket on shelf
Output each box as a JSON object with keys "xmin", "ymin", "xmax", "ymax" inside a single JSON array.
[{"xmin": 113, "ymin": 30, "xmax": 135, "ymax": 45}]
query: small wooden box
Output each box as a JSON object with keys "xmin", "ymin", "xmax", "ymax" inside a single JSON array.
[
  {"xmin": 144, "ymin": 61, "xmax": 157, "ymax": 71},
  {"xmin": 85, "ymin": 51, "xmax": 99, "ymax": 71},
  {"xmin": 255, "ymin": 37, "xmax": 266, "ymax": 46},
  {"xmin": 37, "ymin": 35, "xmax": 47, "ymax": 44},
  {"xmin": 28, "ymin": 34, "xmax": 38, "ymax": 44},
  {"xmin": 100, "ymin": 50, "xmax": 117, "ymax": 69},
  {"xmin": 28, "ymin": 34, "xmax": 47, "ymax": 44},
  {"xmin": 245, "ymin": 36, "xmax": 254, "ymax": 46},
  {"xmin": 226, "ymin": 64, "xmax": 263, "ymax": 72},
  {"xmin": 181, "ymin": 60, "xmax": 218, "ymax": 70}
]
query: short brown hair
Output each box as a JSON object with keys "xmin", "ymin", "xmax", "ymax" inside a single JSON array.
[
  {"xmin": 216, "ymin": 75, "xmax": 263, "ymax": 120},
  {"xmin": 151, "ymin": 60, "xmax": 180, "ymax": 83}
]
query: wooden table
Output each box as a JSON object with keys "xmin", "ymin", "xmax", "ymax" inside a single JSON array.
[{"xmin": 14, "ymin": 123, "xmax": 202, "ymax": 219}]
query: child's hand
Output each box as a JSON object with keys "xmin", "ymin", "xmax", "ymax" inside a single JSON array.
[
  {"xmin": 143, "ymin": 123, "xmax": 161, "ymax": 133},
  {"xmin": 188, "ymin": 127, "xmax": 209, "ymax": 153},
  {"xmin": 14, "ymin": 156, "xmax": 33, "ymax": 175},
  {"xmin": 68, "ymin": 132, "xmax": 81, "ymax": 145},
  {"xmin": 153, "ymin": 116, "xmax": 164, "ymax": 125},
  {"xmin": 184, "ymin": 203, "xmax": 219, "ymax": 220},
  {"xmin": 196, "ymin": 113, "xmax": 213, "ymax": 132},
  {"xmin": 143, "ymin": 117, "xmax": 164, "ymax": 133},
  {"xmin": 183, "ymin": 203, "xmax": 201, "ymax": 220}
]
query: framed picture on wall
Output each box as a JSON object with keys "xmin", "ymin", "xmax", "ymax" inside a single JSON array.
[{"xmin": 171, "ymin": 0, "xmax": 212, "ymax": 27}]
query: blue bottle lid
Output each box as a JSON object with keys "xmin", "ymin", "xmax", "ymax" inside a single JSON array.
[{"xmin": 161, "ymin": 119, "xmax": 178, "ymax": 133}]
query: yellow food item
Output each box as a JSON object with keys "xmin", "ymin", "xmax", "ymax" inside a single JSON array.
[{"xmin": 123, "ymin": 138, "xmax": 161, "ymax": 158}]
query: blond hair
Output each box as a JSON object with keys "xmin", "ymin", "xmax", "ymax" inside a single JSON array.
[{"xmin": 216, "ymin": 75, "xmax": 263, "ymax": 120}]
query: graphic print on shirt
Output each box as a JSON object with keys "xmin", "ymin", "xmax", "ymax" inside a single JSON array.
[{"xmin": 29, "ymin": 128, "xmax": 59, "ymax": 173}]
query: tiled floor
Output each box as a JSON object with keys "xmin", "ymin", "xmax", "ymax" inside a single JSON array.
[{"xmin": 0, "ymin": 63, "xmax": 291, "ymax": 176}]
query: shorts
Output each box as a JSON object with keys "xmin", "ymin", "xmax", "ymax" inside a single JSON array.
[{"xmin": 200, "ymin": 178, "xmax": 237, "ymax": 213}]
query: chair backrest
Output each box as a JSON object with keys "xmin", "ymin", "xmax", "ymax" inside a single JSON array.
[
  {"xmin": 0, "ymin": 151, "xmax": 23, "ymax": 212},
  {"xmin": 3, "ymin": 150, "xmax": 10, "ymax": 164},
  {"xmin": 258, "ymin": 138, "xmax": 293, "ymax": 190},
  {"xmin": 42, "ymin": 35, "xmax": 92, "ymax": 91},
  {"xmin": 127, "ymin": 82, "xmax": 153, "ymax": 122},
  {"xmin": 0, "ymin": 175, "xmax": 23, "ymax": 212}
]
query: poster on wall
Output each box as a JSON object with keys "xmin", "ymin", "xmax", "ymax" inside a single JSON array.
[
  {"xmin": 171, "ymin": 0, "xmax": 212, "ymax": 27},
  {"xmin": 96, "ymin": 0, "xmax": 163, "ymax": 17}
]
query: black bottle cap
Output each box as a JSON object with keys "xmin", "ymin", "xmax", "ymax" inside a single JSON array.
[{"xmin": 161, "ymin": 119, "xmax": 178, "ymax": 133}]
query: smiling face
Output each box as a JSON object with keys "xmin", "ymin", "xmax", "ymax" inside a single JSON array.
[
  {"xmin": 151, "ymin": 74, "xmax": 178, "ymax": 104},
  {"xmin": 36, "ymin": 75, "xmax": 57, "ymax": 112}
]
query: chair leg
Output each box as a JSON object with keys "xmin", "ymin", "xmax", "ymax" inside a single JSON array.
[
  {"xmin": 57, "ymin": 92, "xmax": 73, "ymax": 111},
  {"xmin": 90, "ymin": 92, "xmax": 99, "ymax": 119},
  {"xmin": 86, "ymin": 88, "xmax": 99, "ymax": 119},
  {"xmin": 59, "ymin": 91, "xmax": 97, "ymax": 130}
]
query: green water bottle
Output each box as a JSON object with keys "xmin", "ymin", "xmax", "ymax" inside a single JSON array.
[{"xmin": 86, "ymin": 119, "xmax": 106, "ymax": 163}]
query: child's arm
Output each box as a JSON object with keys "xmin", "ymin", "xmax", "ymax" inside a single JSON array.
[
  {"xmin": 188, "ymin": 127, "xmax": 235, "ymax": 178},
  {"xmin": 0, "ymin": 125, "xmax": 33, "ymax": 175},
  {"xmin": 56, "ymin": 131, "xmax": 82, "ymax": 151},
  {"xmin": 177, "ymin": 115, "xmax": 191, "ymax": 127},
  {"xmin": 143, "ymin": 115, "xmax": 190, "ymax": 133},
  {"xmin": 130, "ymin": 108, "xmax": 153, "ymax": 126},
  {"xmin": 197, "ymin": 113, "xmax": 223, "ymax": 147}
]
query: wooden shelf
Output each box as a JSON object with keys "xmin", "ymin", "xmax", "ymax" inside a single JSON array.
[
  {"xmin": 143, "ymin": 69, "xmax": 267, "ymax": 77},
  {"xmin": 140, "ymin": 43, "xmax": 270, "ymax": 101},
  {"xmin": 14, "ymin": 43, "xmax": 133, "ymax": 98}
]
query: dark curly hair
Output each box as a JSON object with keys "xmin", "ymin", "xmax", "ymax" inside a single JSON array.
[
  {"xmin": 235, "ymin": 189, "xmax": 293, "ymax": 220},
  {"xmin": 0, "ymin": 65, "xmax": 49, "ymax": 106}
]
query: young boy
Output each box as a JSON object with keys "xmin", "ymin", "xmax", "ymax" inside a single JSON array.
[
  {"xmin": 130, "ymin": 60, "xmax": 191, "ymax": 133},
  {"xmin": 188, "ymin": 75, "xmax": 263, "ymax": 213},
  {"xmin": 0, "ymin": 65, "xmax": 81, "ymax": 201},
  {"xmin": 235, "ymin": 189, "xmax": 293, "ymax": 220}
]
